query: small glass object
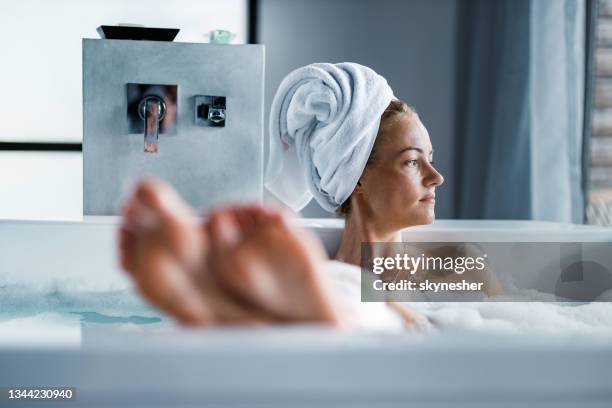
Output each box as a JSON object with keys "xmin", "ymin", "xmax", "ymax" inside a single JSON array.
[{"xmin": 208, "ymin": 29, "xmax": 236, "ymax": 44}]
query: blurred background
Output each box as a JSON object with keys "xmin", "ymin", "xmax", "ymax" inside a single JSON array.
[{"xmin": 1, "ymin": 0, "xmax": 609, "ymax": 226}]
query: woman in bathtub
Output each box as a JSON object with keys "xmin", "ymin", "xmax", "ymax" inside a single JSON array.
[{"xmin": 119, "ymin": 63, "xmax": 497, "ymax": 327}]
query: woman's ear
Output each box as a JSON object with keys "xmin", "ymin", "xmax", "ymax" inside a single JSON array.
[
  {"xmin": 355, "ymin": 180, "xmax": 363, "ymax": 193},
  {"xmin": 355, "ymin": 166, "xmax": 370, "ymax": 194}
]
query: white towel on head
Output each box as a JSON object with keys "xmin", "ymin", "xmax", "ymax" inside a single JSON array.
[{"xmin": 265, "ymin": 62, "xmax": 394, "ymax": 213}]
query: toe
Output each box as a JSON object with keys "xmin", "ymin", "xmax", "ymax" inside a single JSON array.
[
  {"xmin": 250, "ymin": 207, "xmax": 292, "ymax": 239},
  {"xmin": 246, "ymin": 205, "xmax": 268, "ymax": 225},
  {"xmin": 123, "ymin": 198, "xmax": 158, "ymax": 232},
  {"xmin": 231, "ymin": 206, "xmax": 255, "ymax": 231},
  {"xmin": 133, "ymin": 179, "xmax": 202, "ymax": 265},
  {"xmin": 134, "ymin": 179, "xmax": 162, "ymax": 207},
  {"xmin": 138, "ymin": 180, "xmax": 198, "ymax": 229},
  {"xmin": 208, "ymin": 209, "xmax": 240, "ymax": 247},
  {"xmin": 137, "ymin": 179, "xmax": 176, "ymax": 208},
  {"xmin": 136, "ymin": 180, "xmax": 183, "ymax": 220}
]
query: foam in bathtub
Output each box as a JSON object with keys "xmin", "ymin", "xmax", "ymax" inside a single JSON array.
[
  {"xmin": 408, "ymin": 301, "xmax": 612, "ymax": 337},
  {"xmin": 0, "ymin": 279, "xmax": 165, "ymax": 332},
  {"xmin": 330, "ymin": 260, "xmax": 612, "ymax": 336},
  {"xmin": 401, "ymin": 278, "xmax": 612, "ymax": 336}
]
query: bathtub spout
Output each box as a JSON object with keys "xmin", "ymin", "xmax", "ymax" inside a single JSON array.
[{"xmin": 138, "ymin": 96, "xmax": 166, "ymax": 153}]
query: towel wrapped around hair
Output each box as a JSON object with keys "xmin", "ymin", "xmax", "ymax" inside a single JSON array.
[{"xmin": 265, "ymin": 62, "xmax": 394, "ymax": 213}]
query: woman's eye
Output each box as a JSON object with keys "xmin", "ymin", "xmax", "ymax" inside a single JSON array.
[{"xmin": 405, "ymin": 159, "xmax": 419, "ymax": 167}]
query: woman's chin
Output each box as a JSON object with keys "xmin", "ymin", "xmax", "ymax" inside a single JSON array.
[
  {"xmin": 415, "ymin": 201, "xmax": 436, "ymax": 222},
  {"xmin": 399, "ymin": 211, "xmax": 435, "ymax": 229},
  {"xmin": 421, "ymin": 213, "xmax": 435, "ymax": 225},
  {"xmin": 415, "ymin": 205, "xmax": 436, "ymax": 223}
]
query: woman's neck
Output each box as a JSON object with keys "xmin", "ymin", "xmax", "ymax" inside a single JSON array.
[{"xmin": 334, "ymin": 211, "xmax": 402, "ymax": 266}]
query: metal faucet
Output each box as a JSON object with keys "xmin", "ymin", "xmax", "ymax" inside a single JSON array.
[{"xmin": 138, "ymin": 96, "xmax": 166, "ymax": 153}]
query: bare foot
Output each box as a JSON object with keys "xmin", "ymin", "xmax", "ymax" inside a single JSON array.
[
  {"xmin": 120, "ymin": 180, "xmax": 290, "ymax": 325},
  {"xmin": 119, "ymin": 180, "xmax": 346, "ymax": 326},
  {"xmin": 204, "ymin": 205, "xmax": 346, "ymax": 324},
  {"xmin": 119, "ymin": 179, "xmax": 211, "ymax": 325}
]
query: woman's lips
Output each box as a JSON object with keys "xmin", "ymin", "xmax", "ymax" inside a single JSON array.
[{"xmin": 419, "ymin": 193, "xmax": 435, "ymax": 204}]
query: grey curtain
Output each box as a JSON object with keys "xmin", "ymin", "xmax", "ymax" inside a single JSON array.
[{"xmin": 456, "ymin": 0, "xmax": 585, "ymax": 222}]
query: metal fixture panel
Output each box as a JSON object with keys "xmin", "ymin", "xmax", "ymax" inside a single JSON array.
[{"xmin": 83, "ymin": 39, "xmax": 264, "ymax": 215}]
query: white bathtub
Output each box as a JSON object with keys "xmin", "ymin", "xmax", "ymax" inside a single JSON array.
[
  {"xmin": 1, "ymin": 218, "xmax": 612, "ymax": 407},
  {"xmin": 3, "ymin": 217, "xmax": 612, "ymax": 287}
]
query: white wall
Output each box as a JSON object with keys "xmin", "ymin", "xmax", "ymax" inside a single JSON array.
[
  {"xmin": 0, "ymin": 0, "xmax": 247, "ymax": 143},
  {"xmin": 0, "ymin": 152, "xmax": 82, "ymax": 220}
]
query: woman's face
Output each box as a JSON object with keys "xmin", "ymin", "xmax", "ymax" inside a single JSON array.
[{"xmin": 358, "ymin": 114, "xmax": 444, "ymax": 231}]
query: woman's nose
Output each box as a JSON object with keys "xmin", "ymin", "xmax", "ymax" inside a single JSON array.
[{"xmin": 424, "ymin": 164, "xmax": 444, "ymax": 187}]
